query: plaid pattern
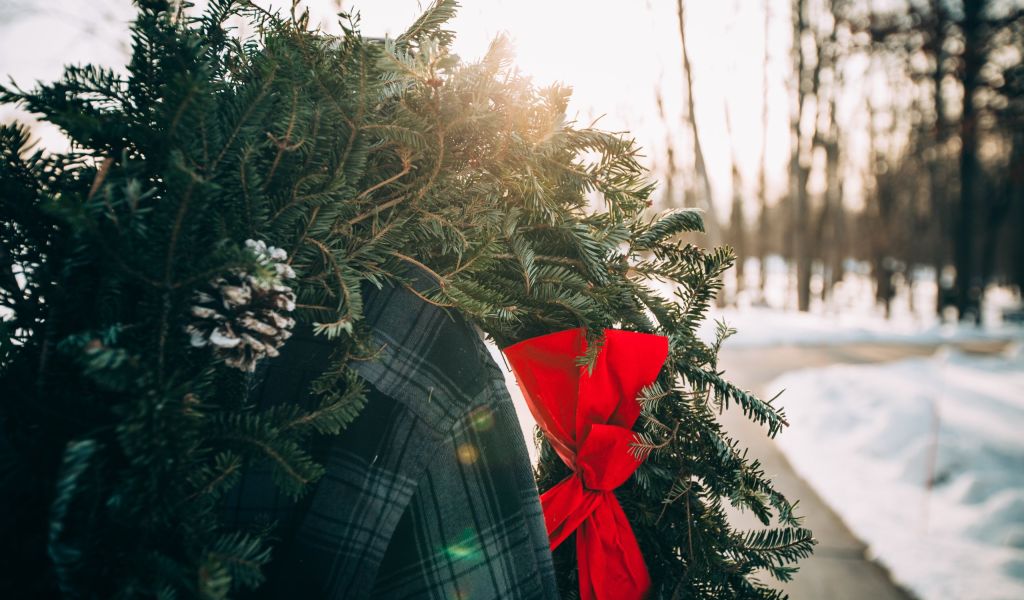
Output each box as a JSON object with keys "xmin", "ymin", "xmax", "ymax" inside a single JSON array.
[{"xmin": 223, "ymin": 274, "xmax": 558, "ymax": 599}]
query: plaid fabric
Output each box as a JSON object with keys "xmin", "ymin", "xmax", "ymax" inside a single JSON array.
[{"xmin": 222, "ymin": 273, "xmax": 558, "ymax": 599}]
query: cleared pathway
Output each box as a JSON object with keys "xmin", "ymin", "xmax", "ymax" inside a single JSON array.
[{"xmin": 717, "ymin": 340, "xmax": 1010, "ymax": 600}]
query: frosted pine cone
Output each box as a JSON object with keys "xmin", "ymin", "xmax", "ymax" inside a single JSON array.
[{"xmin": 185, "ymin": 240, "xmax": 297, "ymax": 372}]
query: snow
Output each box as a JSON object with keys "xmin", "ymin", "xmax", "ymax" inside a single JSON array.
[
  {"xmin": 697, "ymin": 304, "xmax": 1024, "ymax": 349},
  {"xmin": 772, "ymin": 345, "xmax": 1024, "ymax": 600},
  {"xmin": 692, "ymin": 256, "xmax": 1024, "ymax": 348}
]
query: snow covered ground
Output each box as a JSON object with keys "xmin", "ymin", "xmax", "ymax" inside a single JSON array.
[
  {"xmin": 693, "ymin": 256, "xmax": 1024, "ymax": 348},
  {"xmin": 772, "ymin": 346, "xmax": 1024, "ymax": 600},
  {"xmin": 697, "ymin": 303, "xmax": 1024, "ymax": 349}
]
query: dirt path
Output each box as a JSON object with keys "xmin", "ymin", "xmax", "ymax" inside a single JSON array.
[{"xmin": 716, "ymin": 340, "xmax": 1010, "ymax": 600}]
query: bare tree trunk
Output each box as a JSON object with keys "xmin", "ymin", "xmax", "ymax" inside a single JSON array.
[
  {"xmin": 724, "ymin": 103, "xmax": 746, "ymax": 304},
  {"xmin": 981, "ymin": 132, "xmax": 1019, "ymax": 288},
  {"xmin": 954, "ymin": 0, "xmax": 984, "ymax": 323},
  {"xmin": 676, "ymin": 0, "xmax": 722, "ymax": 248},
  {"xmin": 1016, "ymin": 134, "xmax": 1024, "ymax": 290},
  {"xmin": 655, "ymin": 89, "xmax": 678, "ymax": 209},
  {"xmin": 818, "ymin": 104, "xmax": 842, "ymax": 303},
  {"xmin": 927, "ymin": 0, "xmax": 950, "ymax": 317},
  {"xmin": 757, "ymin": 0, "xmax": 771, "ymax": 298},
  {"xmin": 791, "ymin": 0, "xmax": 815, "ymax": 312},
  {"xmin": 866, "ymin": 98, "xmax": 893, "ymax": 318},
  {"xmin": 788, "ymin": 0, "xmax": 808, "ymax": 310},
  {"xmin": 810, "ymin": 1, "xmax": 842, "ymax": 305}
]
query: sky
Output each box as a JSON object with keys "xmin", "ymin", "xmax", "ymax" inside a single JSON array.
[
  {"xmin": 327, "ymin": 0, "xmax": 799, "ymax": 220},
  {"xmin": 0, "ymin": 0, "xmax": 810, "ymax": 221}
]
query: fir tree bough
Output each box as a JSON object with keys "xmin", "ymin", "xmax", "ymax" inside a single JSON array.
[{"xmin": 0, "ymin": 1, "xmax": 814, "ymax": 598}]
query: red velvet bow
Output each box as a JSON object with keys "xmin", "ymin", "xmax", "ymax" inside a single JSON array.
[{"xmin": 503, "ymin": 328, "xmax": 669, "ymax": 600}]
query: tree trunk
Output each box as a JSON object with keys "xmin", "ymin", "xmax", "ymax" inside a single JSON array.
[
  {"xmin": 815, "ymin": 1, "xmax": 842, "ymax": 305},
  {"xmin": 954, "ymin": 0, "xmax": 983, "ymax": 323},
  {"xmin": 676, "ymin": 0, "xmax": 722, "ymax": 248},
  {"xmin": 790, "ymin": 0, "xmax": 811, "ymax": 311},
  {"xmin": 654, "ymin": 89, "xmax": 678, "ymax": 209},
  {"xmin": 981, "ymin": 133, "xmax": 1019, "ymax": 288},
  {"xmin": 724, "ymin": 103, "xmax": 746, "ymax": 304},
  {"xmin": 757, "ymin": 0, "xmax": 772, "ymax": 298},
  {"xmin": 928, "ymin": 0, "xmax": 950, "ymax": 317}
]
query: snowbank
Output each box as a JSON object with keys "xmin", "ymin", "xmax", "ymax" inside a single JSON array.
[
  {"xmin": 686, "ymin": 257, "xmax": 1024, "ymax": 348},
  {"xmin": 772, "ymin": 346, "xmax": 1024, "ymax": 600},
  {"xmin": 698, "ymin": 305, "xmax": 1024, "ymax": 348}
]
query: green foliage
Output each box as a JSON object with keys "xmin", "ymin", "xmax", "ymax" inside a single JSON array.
[
  {"xmin": 0, "ymin": 0, "xmax": 812, "ymax": 598},
  {"xmin": 634, "ymin": 207, "xmax": 706, "ymax": 249}
]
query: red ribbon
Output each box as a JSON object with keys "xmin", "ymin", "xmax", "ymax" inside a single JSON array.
[{"xmin": 503, "ymin": 328, "xmax": 669, "ymax": 600}]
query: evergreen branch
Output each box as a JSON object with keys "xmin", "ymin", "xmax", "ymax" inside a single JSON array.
[
  {"xmin": 184, "ymin": 452, "xmax": 243, "ymax": 503},
  {"xmin": 212, "ymin": 67, "xmax": 277, "ymax": 170},
  {"xmin": 164, "ymin": 182, "xmax": 196, "ymax": 286},
  {"xmin": 205, "ymin": 531, "xmax": 273, "ymax": 592},
  {"xmin": 356, "ymin": 151, "xmax": 413, "ymax": 201},
  {"xmin": 303, "ymin": 236, "xmax": 352, "ymax": 309},
  {"xmin": 345, "ymin": 151, "xmax": 413, "ymax": 226},
  {"xmin": 343, "ymin": 194, "xmax": 406, "ymax": 227},
  {"xmin": 411, "ymin": 126, "xmax": 447, "ymax": 203},
  {"xmin": 633, "ymin": 208, "xmax": 705, "ymax": 250},
  {"xmin": 400, "ymin": 281, "xmax": 456, "ymax": 308},
  {"xmin": 168, "ymin": 80, "xmax": 199, "ymax": 135},
  {"xmin": 490, "ymin": 253, "xmax": 589, "ymax": 273},
  {"xmin": 220, "ymin": 433, "xmax": 315, "ymax": 489},
  {"xmin": 285, "ymin": 372, "xmax": 366, "ymax": 435},
  {"xmin": 629, "ymin": 421, "xmax": 678, "ymax": 461},
  {"xmin": 396, "ymin": 0, "xmax": 459, "ymax": 48},
  {"xmin": 390, "ymin": 251, "xmax": 447, "ymax": 289},
  {"xmin": 262, "ymin": 86, "xmax": 301, "ymax": 190},
  {"xmin": 736, "ymin": 528, "xmax": 816, "ymax": 556},
  {"xmin": 680, "ymin": 364, "xmax": 789, "ymax": 436},
  {"xmin": 86, "ymin": 157, "xmax": 114, "ymax": 201}
]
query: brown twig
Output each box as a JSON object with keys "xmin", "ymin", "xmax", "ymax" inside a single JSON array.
[
  {"xmin": 87, "ymin": 157, "xmax": 114, "ymax": 201},
  {"xmin": 262, "ymin": 87, "xmax": 303, "ymax": 190},
  {"xmin": 491, "ymin": 253, "xmax": 589, "ymax": 273},
  {"xmin": 400, "ymin": 282, "xmax": 456, "ymax": 308},
  {"xmin": 345, "ymin": 151, "xmax": 413, "ymax": 225},
  {"xmin": 390, "ymin": 251, "xmax": 448, "ymax": 289}
]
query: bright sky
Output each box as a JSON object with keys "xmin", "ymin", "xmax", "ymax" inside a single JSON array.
[
  {"xmin": 336, "ymin": 0, "xmax": 797, "ymax": 220},
  {"xmin": 0, "ymin": 0, "xmax": 818, "ymax": 220}
]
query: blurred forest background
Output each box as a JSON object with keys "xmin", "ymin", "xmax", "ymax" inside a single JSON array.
[
  {"xmin": 699, "ymin": 0, "xmax": 1024, "ymax": 325},
  {"xmin": 2, "ymin": 0, "xmax": 1022, "ymax": 329}
]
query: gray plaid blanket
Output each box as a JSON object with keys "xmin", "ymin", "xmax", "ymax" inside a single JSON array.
[{"xmin": 222, "ymin": 274, "xmax": 559, "ymax": 599}]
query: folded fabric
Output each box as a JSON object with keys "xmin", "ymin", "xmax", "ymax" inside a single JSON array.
[{"xmin": 504, "ymin": 328, "xmax": 669, "ymax": 600}]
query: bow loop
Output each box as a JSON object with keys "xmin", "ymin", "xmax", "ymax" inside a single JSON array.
[{"xmin": 504, "ymin": 328, "xmax": 669, "ymax": 600}]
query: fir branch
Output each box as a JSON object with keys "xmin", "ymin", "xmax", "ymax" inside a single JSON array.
[
  {"xmin": 395, "ymin": 0, "xmax": 459, "ymax": 49},
  {"xmin": 261, "ymin": 86, "xmax": 301, "ymax": 190},
  {"xmin": 220, "ymin": 432, "xmax": 318, "ymax": 493},
  {"xmin": 680, "ymin": 365, "xmax": 789, "ymax": 436}
]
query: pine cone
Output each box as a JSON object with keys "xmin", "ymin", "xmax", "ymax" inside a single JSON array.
[{"xmin": 185, "ymin": 241, "xmax": 297, "ymax": 372}]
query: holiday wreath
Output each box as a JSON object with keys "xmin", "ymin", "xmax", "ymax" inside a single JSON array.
[{"xmin": 0, "ymin": 1, "xmax": 814, "ymax": 598}]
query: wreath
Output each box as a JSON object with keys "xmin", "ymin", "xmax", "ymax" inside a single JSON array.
[{"xmin": 0, "ymin": 1, "xmax": 813, "ymax": 598}]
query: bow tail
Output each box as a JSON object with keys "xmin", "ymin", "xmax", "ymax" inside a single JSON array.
[
  {"xmin": 576, "ymin": 493, "xmax": 651, "ymax": 600},
  {"xmin": 540, "ymin": 475, "xmax": 603, "ymax": 550}
]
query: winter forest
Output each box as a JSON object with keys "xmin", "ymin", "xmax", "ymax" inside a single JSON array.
[
  {"xmin": 634, "ymin": 0, "xmax": 1024, "ymax": 330},
  {"xmin": 701, "ymin": 0, "xmax": 1024, "ymax": 325},
  {"xmin": 1, "ymin": 1, "xmax": 1022, "ymax": 599}
]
